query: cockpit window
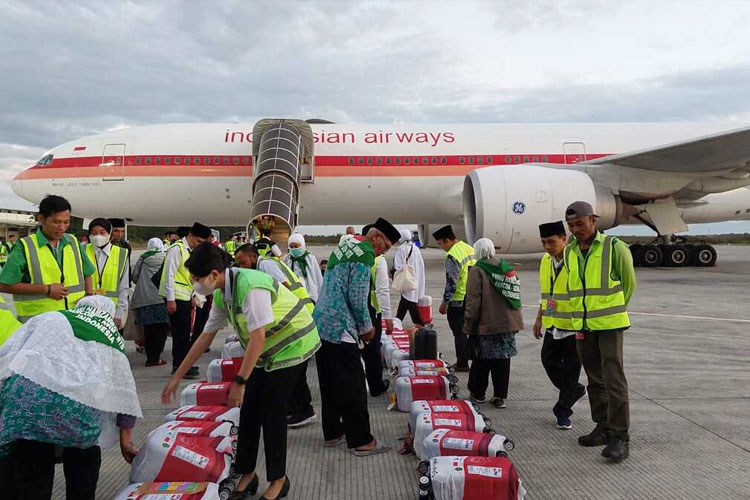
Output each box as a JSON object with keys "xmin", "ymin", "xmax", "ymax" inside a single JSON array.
[{"xmin": 37, "ymin": 154, "xmax": 54, "ymax": 166}]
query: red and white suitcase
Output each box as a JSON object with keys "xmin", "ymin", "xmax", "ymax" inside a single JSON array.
[
  {"xmin": 413, "ymin": 411, "xmax": 491, "ymax": 459},
  {"xmin": 398, "ymin": 361, "xmax": 451, "ymax": 377},
  {"xmin": 180, "ymin": 383, "xmax": 233, "ymax": 407},
  {"xmin": 418, "ymin": 429, "xmax": 515, "ymax": 472},
  {"xmin": 418, "ymin": 456, "xmax": 526, "ymax": 500},
  {"xmin": 399, "ymin": 359, "xmax": 449, "ymax": 373},
  {"xmin": 207, "ymin": 358, "xmax": 243, "ymax": 383},
  {"xmin": 409, "ymin": 400, "xmax": 481, "ymax": 433},
  {"xmin": 154, "ymin": 420, "xmax": 237, "ymax": 440},
  {"xmin": 113, "ymin": 482, "xmax": 222, "ymax": 500},
  {"xmin": 382, "ymin": 339, "xmax": 410, "ymax": 369},
  {"xmin": 395, "ymin": 376, "xmax": 459, "ymax": 412},
  {"xmin": 130, "ymin": 432, "xmax": 234, "ymax": 486},
  {"xmin": 165, "ymin": 406, "xmax": 240, "ymax": 426},
  {"xmin": 221, "ymin": 341, "xmax": 244, "ymax": 359}
]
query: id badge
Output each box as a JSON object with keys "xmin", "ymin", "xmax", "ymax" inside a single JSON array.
[
  {"xmin": 546, "ymin": 299, "xmax": 557, "ymax": 314},
  {"xmin": 95, "ymin": 288, "xmax": 106, "ymax": 296}
]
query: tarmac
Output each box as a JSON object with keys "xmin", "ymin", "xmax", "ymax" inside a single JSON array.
[{"xmin": 30, "ymin": 243, "xmax": 750, "ymax": 499}]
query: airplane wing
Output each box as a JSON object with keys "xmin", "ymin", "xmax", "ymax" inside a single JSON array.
[{"xmin": 585, "ymin": 125, "xmax": 750, "ymax": 173}]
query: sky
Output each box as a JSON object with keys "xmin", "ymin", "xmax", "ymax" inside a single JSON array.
[{"xmin": 3, "ymin": 0, "xmax": 750, "ymax": 235}]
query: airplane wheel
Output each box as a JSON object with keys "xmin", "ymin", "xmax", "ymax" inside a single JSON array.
[
  {"xmin": 640, "ymin": 244, "xmax": 663, "ymax": 267},
  {"xmin": 629, "ymin": 244, "xmax": 643, "ymax": 267},
  {"xmin": 663, "ymin": 245, "xmax": 689, "ymax": 267},
  {"xmin": 691, "ymin": 244, "xmax": 717, "ymax": 267}
]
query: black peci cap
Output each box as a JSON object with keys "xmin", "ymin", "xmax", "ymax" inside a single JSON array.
[
  {"xmin": 107, "ymin": 218, "xmax": 126, "ymax": 228},
  {"xmin": 431, "ymin": 225, "xmax": 455, "ymax": 241},
  {"xmin": 539, "ymin": 221, "xmax": 566, "ymax": 238},
  {"xmin": 362, "ymin": 218, "xmax": 401, "ymax": 245},
  {"xmin": 190, "ymin": 222, "xmax": 212, "ymax": 239}
]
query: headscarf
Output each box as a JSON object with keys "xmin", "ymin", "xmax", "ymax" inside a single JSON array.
[
  {"xmin": 75, "ymin": 295, "xmax": 116, "ymax": 318},
  {"xmin": 141, "ymin": 237, "xmax": 165, "ymax": 260},
  {"xmin": 399, "ymin": 229, "xmax": 412, "ymax": 243},
  {"xmin": 287, "ymin": 233, "xmax": 310, "ymax": 277},
  {"xmin": 473, "ymin": 238, "xmax": 496, "ymax": 260},
  {"xmin": 472, "ymin": 238, "xmax": 521, "ymax": 309}
]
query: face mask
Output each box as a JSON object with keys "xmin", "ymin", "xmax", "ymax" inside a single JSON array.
[
  {"xmin": 193, "ymin": 274, "xmax": 217, "ymax": 296},
  {"xmin": 289, "ymin": 247, "xmax": 305, "ymax": 258},
  {"xmin": 90, "ymin": 234, "xmax": 110, "ymax": 248}
]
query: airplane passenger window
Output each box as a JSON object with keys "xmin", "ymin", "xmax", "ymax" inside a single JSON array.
[
  {"xmin": 542, "ymin": 156, "xmax": 548, "ymax": 162},
  {"xmin": 348, "ymin": 157, "xmax": 354, "ymax": 165},
  {"xmin": 204, "ymin": 157, "xmax": 211, "ymax": 164},
  {"xmin": 242, "ymin": 157, "xmax": 250, "ymax": 165},
  {"xmin": 469, "ymin": 157, "xmax": 474, "ymax": 164},
  {"xmin": 155, "ymin": 157, "xmax": 161, "ymax": 164},
  {"xmin": 194, "ymin": 157, "xmax": 201, "ymax": 165},
  {"xmin": 505, "ymin": 156, "xmax": 512, "ymax": 163},
  {"xmin": 223, "ymin": 157, "xmax": 230, "ymax": 165},
  {"xmin": 164, "ymin": 157, "xmax": 170, "ymax": 164},
  {"xmin": 377, "ymin": 158, "xmax": 383, "ymax": 165},
  {"xmin": 233, "ymin": 157, "xmax": 239, "ymax": 165},
  {"xmin": 404, "ymin": 158, "xmax": 410, "ymax": 165},
  {"xmin": 431, "ymin": 157, "xmax": 437, "ymax": 164},
  {"xmin": 184, "ymin": 157, "xmax": 191, "ymax": 165},
  {"xmin": 532, "ymin": 156, "xmax": 539, "ymax": 162},
  {"xmin": 422, "ymin": 158, "xmax": 428, "ymax": 165},
  {"xmin": 441, "ymin": 157, "xmax": 447, "ymax": 164},
  {"xmin": 477, "ymin": 157, "xmax": 483, "ymax": 164},
  {"xmin": 135, "ymin": 157, "xmax": 142, "ymax": 165},
  {"xmin": 386, "ymin": 158, "xmax": 392, "ymax": 165},
  {"xmin": 514, "ymin": 156, "xmax": 521, "ymax": 163},
  {"xmin": 413, "ymin": 157, "xmax": 419, "ymax": 165},
  {"xmin": 459, "ymin": 157, "xmax": 465, "ymax": 164},
  {"xmin": 487, "ymin": 156, "xmax": 493, "ymax": 164},
  {"xmin": 358, "ymin": 158, "xmax": 363, "ymax": 164},
  {"xmin": 213, "ymin": 157, "xmax": 220, "ymax": 165},
  {"xmin": 395, "ymin": 158, "xmax": 401, "ymax": 165},
  {"xmin": 145, "ymin": 157, "xmax": 152, "ymax": 165},
  {"xmin": 367, "ymin": 158, "xmax": 373, "ymax": 165},
  {"xmin": 174, "ymin": 157, "xmax": 181, "ymax": 165}
]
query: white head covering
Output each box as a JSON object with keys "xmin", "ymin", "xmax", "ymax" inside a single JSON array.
[
  {"xmin": 288, "ymin": 233, "xmax": 306, "ymax": 249},
  {"xmin": 75, "ymin": 295, "xmax": 116, "ymax": 318},
  {"xmin": 147, "ymin": 237, "xmax": 165, "ymax": 252},
  {"xmin": 399, "ymin": 229, "xmax": 412, "ymax": 243},
  {"xmin": 473, "ymin": 238, "xmax": 496, "ymax": 260}
]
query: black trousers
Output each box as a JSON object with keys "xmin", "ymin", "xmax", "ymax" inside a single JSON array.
[
  {"xmin": 468, "ymin": 358, "xmax": 510, "ymax": 399},
  {"xmin": 191, "ymin": 295, "xmax": 212, "ymax": 345},
  {"xmin": 396, "ymin": 297, "xmax": 423, "ymax": 326},
  {"xmin": 143, "ymin": 322, "xmax": 168, "ymax": 364},
  {"xmin": 361, "ymin": 309, "xmax": 387, "ymax": 395},
  {"xmin": 541, "ymin": 331, "xmax": 584, "ymax": 418},
  {"xmin": 316, "ymin": 339, "xmax": 374, "ymax": 448},
  {"xmin": 288, "ymin": 359, "xmax": 314, "ymax": 417},
  {"xmin": 235, "ymin": 362, "xmax": 305, "ymax": 482},
  {"xmin": 169, "ymin": 299, "xmax": 193, "ymax": 369},
  {"xmin": 1, "ymin": 440, "xmax": 100, "ymax": 500},
  {"xmin": 447, "ymin": 304, "xmax": 469, "ymax": 366}
]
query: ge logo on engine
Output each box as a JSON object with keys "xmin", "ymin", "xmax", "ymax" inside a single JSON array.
[{"xmin": 512, "ymin": 202, "xmax": 526, "ymax": 215}]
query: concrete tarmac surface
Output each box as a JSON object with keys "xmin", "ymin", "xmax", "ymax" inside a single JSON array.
[{"xmin": 25, "ymin": 244, "xmax": 750, "ymax": 498}]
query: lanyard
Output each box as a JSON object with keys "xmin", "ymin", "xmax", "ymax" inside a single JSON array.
[{"xmin": 95, "ymin": 247, "xmax": 111, "ymax": 289}]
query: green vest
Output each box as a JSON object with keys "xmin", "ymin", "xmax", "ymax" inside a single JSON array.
[
  {"xmin": 539, "ymin": 253, "xmax": 575, "ymax": 331},
  {"xmin": 159, "ymin": 240, "xmax": 193, "ymax": 301},
  {"xmin": 225, "ymin": 240, "xmax": 237, "ymax": 256},
  {"xmin": 370, "ymin": 255, "xmax": 384, "ymax": 313},
  {"xmin": 0, "ymin": 295, "xmax": 21, "ymax": 346},
  {"xmin": 564, "ymin": 234, "xmax": 630, "ymax": 331},
  {"xmin": 213, "ymin": 268, "xmax": 320, "ymax": 371},
  {"xmin": 84, "ymin": 244, "xmax": 129, "ymax": 306},
  {"xmin": 14, "ymin": 233, "xmax": 87, "ymax": 323},
  {"xmin": 446, "ymin": 240, "xmax": 476, "ymax": 302},
  {"xmin": 260, "ymin": 256, "xmax": 314, "ymax": 313}
]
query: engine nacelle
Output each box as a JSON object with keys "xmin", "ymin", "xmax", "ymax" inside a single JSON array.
[
  {"xmin": 417, "ymin": 223, "xmax": 466, "ymax": 248},
  {"xmin": 463, "ymin": 165, "xmax": 619, "ymax": 253}
]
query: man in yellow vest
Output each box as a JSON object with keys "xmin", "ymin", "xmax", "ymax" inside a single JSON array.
[
  {"xmin": 533, "ymin": 221, "xmax": 586, "ymax": 431},
  {"xmin": 0, "ymin": 234, "xmax": 15, "ymax": 268},
  {"xmin": 0, "ymin": 195, "xmax": 95, "ymax": 323},
  {"xmin": 85, "ymin": 218, "xmax": 130, "ymax": 329},
  {"xmin": 433, "ymin": 225, "xmax": 476, "ymax": 372},
  {"xmin": 0, "ymin": 295, "xmax": 21, "ymax": 346},
  {"xmin": 224, "ymin": 235, "xmax": 238, "ymax": 257},
  {"xmin": 564, "ymin": 201, "xmax": 636, "ymax": 462},
  {"xmin": 159, "ymin": 221, "xmax": 212, "ymax": 379}
]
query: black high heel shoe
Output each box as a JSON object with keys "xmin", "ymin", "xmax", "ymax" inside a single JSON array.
[
  {"xmin": 230, "ymin": 473, "xmax": 259, "ymax": 499},
  {"xmin": 261, "ymin": 476, "xmax": 290, "ymax": 500}
]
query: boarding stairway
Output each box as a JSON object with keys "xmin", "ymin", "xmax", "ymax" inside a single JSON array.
[{"xmin": 249, "ymin": 119, "xmax": 315, "ymax": 247}]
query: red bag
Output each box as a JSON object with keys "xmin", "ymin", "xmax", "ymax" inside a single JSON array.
[{"xmin": 419, "ymin": 456, "xmax": 526, "ymax": 500}]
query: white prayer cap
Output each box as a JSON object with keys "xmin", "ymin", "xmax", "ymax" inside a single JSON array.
[
  {"xmin": 288, "ymin": 233, "xmax": 306, "ymax": 249},
  {"xmin": 473, "ymin": 238, "xmax": 496, "ymax": 260},
  {"xmin": 76, "ymin": 295, "xmax": 116, "ymax": 318}
]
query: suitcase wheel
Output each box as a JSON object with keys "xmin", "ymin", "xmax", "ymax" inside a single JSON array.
[
  {"xmin": 230, "ymin": 425, "xmax": 239, "ymax": 437},
  {"xmin": 504, "ymin": 439, "xmax": 515, "ymax": 451},
  {"xmin": 483, "ymin": 417, "xmax": 493, "ymax": 429},
  {"xmin": 417, "ymin": 460, "xmax": 430, "ymax": 475},
  {"xmin": 472, "ymin": 403, "xmax": 481, "ymax": 412},
  {"xmin": 449, "ymin": 383, "xmax": 459, "ymax": 395},
  {"xmin": 447, "ymin": 374, "xmax": 458, "ymax": 384},
  {"xmin": 218, "ymin": 478, "xmax": 236, "ymax": 500}
]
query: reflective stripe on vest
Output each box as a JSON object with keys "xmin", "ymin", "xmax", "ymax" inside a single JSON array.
[
  {"xmin": 14, "ymin": 233, "xmax": 86, "ymax": 323},
  {"xmin": 159, "ymin": 241, "xmax": 193, "ymax": 301},
  {"xmin": 564, "ymin": 235, "xmax": 630, "ymax": 331},
  {"xmin": 539, "ymin": 253, "xmax": 575, "ymax": 331},
  {"xmin": 85, "ymin": 244, "xmax": 129, "ymax": 304},
  {"xmin": 214, "ymin": 269, "xmax": 320, "ymax": 371},
  {"xmin": 0, "ymin": 296, "xmax": 21, "ymax": 346},
  {"xmin": 446, "ymin": 241, "xmax": 476, "ymax": 302},
  {"xmin": 261, "ymin": 257, "xmax": 314, "ymax": 313},
  {"xmin": 370, "ymin": 255, "xmax": 383, "ymax": 314}
]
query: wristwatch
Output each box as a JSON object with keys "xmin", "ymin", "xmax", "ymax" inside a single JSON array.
[{"xmin": 234, "ymin": 375, "xmax": 249, "ymax": 386}]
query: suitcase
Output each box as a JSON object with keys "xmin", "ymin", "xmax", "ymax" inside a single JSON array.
[
  {"xmin": 113, "ymin": 482, "xmax": 222, "ymax": 500},
  {"xmin": 221, "ymin": 341, "xmax": 244, "ymax": 359},
  {"xmin": 413, "ymin": 410, "xmax": 491, "ymax": 459},
  {"xmin": 418, "ymin": 456, "xmax": 526, "ymax": 500},
  {"xmin": 409, "ymin": 400, "xmax": 483, "ymax": 433},
  {"xmin": 399, "ymin": 359, "xmax": 449, "ymax": 372},
  {"xmin": 165, "ymin": 406, "xmax": 240, "ymax": 426},
  {"xmin": 418, "ymin": 429, "xmax": 515, "ymax": 473},
  {"xmin": 398, "ymin": 365, "xmax": 450, "ymax": 378},
  {"xmin": 155, "ymin": 420, "xmax": 237, "ymax": 439},
  {"xmin": 417, "ymin": 296, "xmax": 433, "ymax": 325},
  {"xmin": 382, "ymin": 339, "xmax": 410, "ymax": 369},
  {"xmin": 225, "ymin": 333, "xmax": 239, "ymax": 344},
  {"xmin": 207, "ymin": 358, "xmax": 243, "ymax": 383},
  {"xmin": 395, "ymin": 376, "xmax": 459, "ymax": 412},
  {"xmin": 180, "ymin": 383, "xmax": 233, "ymax": 407},
  {"xmin": 411, "ymin": 327, "xmax": 438, "ymax": 360}
]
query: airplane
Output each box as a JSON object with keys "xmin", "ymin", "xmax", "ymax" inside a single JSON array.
[{"xmin": 11, "ymin": 118, "xmax": 750, "ymax": 267}]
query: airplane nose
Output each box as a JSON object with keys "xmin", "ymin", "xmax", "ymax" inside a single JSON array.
[{"xmin": 11, "ymin": 172, "xmax": 24, "ymax": 198}]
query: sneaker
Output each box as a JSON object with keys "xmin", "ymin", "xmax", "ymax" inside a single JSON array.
[
  {"xmin": 287, "ymin": 408, "xmax": 317, "ymax": 428},
  {"xmin": 556, "ymin": 417, "xmax": 572, "ymax": 430},
  {"xmin": 469, "ymin": 393, "xmax": 487, "ymax": 404},
  {"xmin": 572, "ymin": 385, "xmax": 587, "ymax": 408},
  {"xmin": 183, "ymin": 366, "xmax": 200, "ymax": 380},
  {"xmin": 489, "ymin": 397, "xmax": 506, "ymax": 409},
  {"xmin": 578, "ymin": 424, "xmax": 610, "ymax": 447},
  {"xmin": 601, "ymin": 437, "xmax": 629, "ymax": 462}
]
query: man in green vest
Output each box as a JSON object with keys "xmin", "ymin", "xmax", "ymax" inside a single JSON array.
[
  {"xmin": 159, "ymin": 221, "xmax": 212, "ymax": 379},
  {"xmin": 564, "ymin": 201, "xmax": 636, "ymax": 462},
  {"xmin": 0, "ymin": 295, "xmax": 21, "ymax": 346},
  {"xmin": 85, "ymin": 218, "xmax": 130, "ymax": 329},
  {"xmin": 433, "ymin": 225, "xmax": 476, "ymax": 372},
  {"xmin": 533, "ymin": 221, "xmax": 586, "ymax": 431},
  {"xmin": 0, "ymin": 234, "xmax": 15, "ymax": 268},
  {"xmin": 0, "ymin": 195, "xmax": 95, "ymax": 322}
]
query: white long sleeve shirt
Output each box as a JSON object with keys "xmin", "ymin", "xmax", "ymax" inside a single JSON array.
[
  {"xmin": 393, "ymin": 242, "xmax": 426, "ymax": 303},
  {"xmin": 202, "ymin": 269, "xmax": 274, "ymax": 334},
  {"xmin": 92, "ymin": 243, "xmax": 130, "ymax": 320},
  {"xmin": 163, "ymin": 237, "xmax": 191, "ymax": 302},
  {"xmin": 374, "ymin": 256, "xmax": 392, "ymax": 320},
  {"xmin": 257, "ymin": 257, "xmax": 287, "ymax": 284},
  {"xmin": 283, "ymin": 253, "xmax": 324, "ymax": 302}
]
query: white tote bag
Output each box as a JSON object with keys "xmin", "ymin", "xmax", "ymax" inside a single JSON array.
[{"xmin": 392, "ymin": 245, "xmax": 418, "ymax": 293}]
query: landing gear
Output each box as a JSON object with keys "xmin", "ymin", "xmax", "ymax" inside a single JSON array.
[
  {"xmin": 630, "ymin": 237, "xmax": 717, "ymax": 267},
  {"xmin": 690, "ymin": 244, "xmax": 717, "ymax": 267}
]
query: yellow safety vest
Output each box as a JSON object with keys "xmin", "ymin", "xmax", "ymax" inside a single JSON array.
[
  {"xmin": 539, "ymin": 253, "xmax": 575, "ymax": 331},
  {"xmin": 370, "ymin": 255, "xmax": 384, "ymax": 314},
  {"xmin": 446, "ymin": 240, "xmax": 476, "ymax": 302},
  {"xmin": 0, "ymin": 242, "xmax": 10, "ymax": 265},
  {"xmin": 159, "ymin": 240, "xmax": 193, "ymax": 301},
  {"xmin": 84, "ymin": 244, "xmax": 129, "ymax": 306},
  {"xmin": 213, "ymin": 268, "xmax": 320, "ymax": 371},
  {"xmin": 225, "ymin": 240, "xmax": 237, "ymax": 256},
  {"xmin": 564, "ymin": 234, "xmax": 630, "ymax": 331},
  {"xmin": 14, "ymin": 233, "xmax": 87, "ymax": 323},
  {"xmin": 260, "ymin": 256, "xmax": 314, "ymax": 313},
  {"xmin": 0, "ymin": 295, "xmax": 21, "ymax": 346}
]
